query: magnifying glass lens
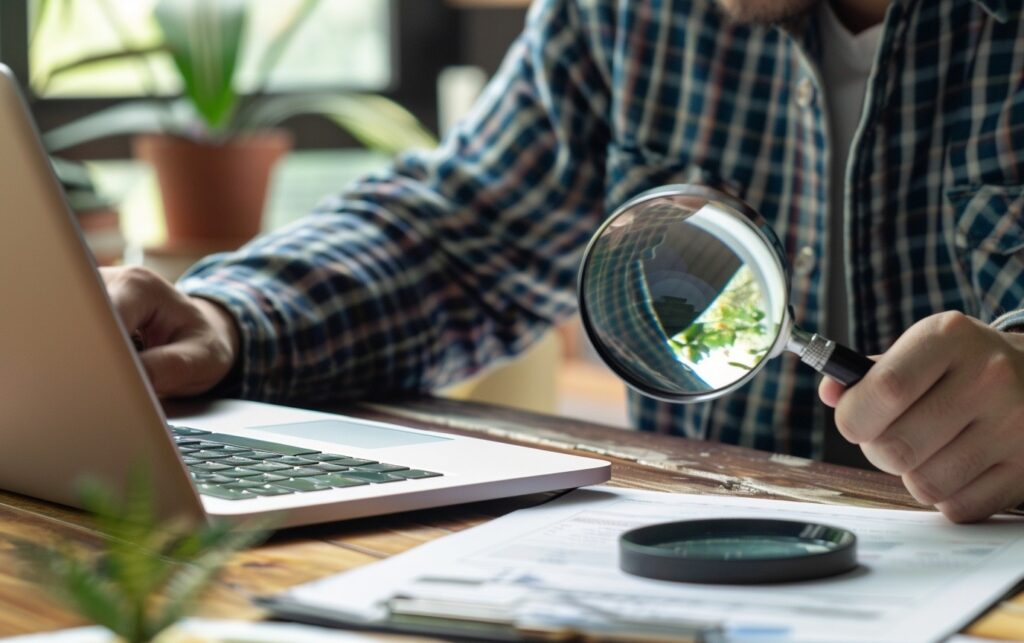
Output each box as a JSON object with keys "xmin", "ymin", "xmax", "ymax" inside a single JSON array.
[
  {"xmin": 578, "ymin": 189, "xmax": 788, "ymax": 402},
  {"xmin": 661, "ymin": 535, "xmax": 835, "ymax": 559},
  {"xmin": 620, "ymin": 519, "xmax": 857, "ymax": 584},
  {"xmin": 579, "ymin": 184, "xmax": 873, "ymax": 404}
]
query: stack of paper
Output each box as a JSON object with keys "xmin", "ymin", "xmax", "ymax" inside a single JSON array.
[{"xmin": 271, "ymin": 487, "xmax": 1024, "ymax": 642}]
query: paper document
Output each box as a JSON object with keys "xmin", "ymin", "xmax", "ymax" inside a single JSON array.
[{"xmin": 273, "ymin": 487, "xmax": 1024, "ymax": 642}]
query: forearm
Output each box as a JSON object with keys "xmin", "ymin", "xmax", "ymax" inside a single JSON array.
[{"xmin": 179, "ymin": 0, "xmax": 610, "ymax": 403}]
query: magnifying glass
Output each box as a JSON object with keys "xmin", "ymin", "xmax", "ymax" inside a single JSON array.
[
  {"xmin": 577, "ymin": 184, "xmax": 868, "ymax": 582},
  {"xmin": 578, "ymin": 183, "xmax": 873, "ymax": 403}
]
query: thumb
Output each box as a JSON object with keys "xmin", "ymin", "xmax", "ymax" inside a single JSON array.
[
  {"xmin": 138, "ymin": 341, "xmax": 219, "ymax": 398},
  {"xmin": 818, "ymin": 376, "xmax": 845, "ymax": 407},
  {"xmin": 818, "ymin": 353, "xmax": 880, "ymax": 407}
]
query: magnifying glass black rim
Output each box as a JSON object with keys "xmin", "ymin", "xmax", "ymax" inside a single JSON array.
[
  {"xmin": 619, "ymin": 518, "xmax": 858, "ymax": 584},
  {"xmin": 577, "ymin": 183, "xmax": 792, "ymax": 403}
]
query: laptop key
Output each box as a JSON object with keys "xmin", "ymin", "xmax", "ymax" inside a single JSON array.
[
  {"xmin": 202, "ymin": 474, "xmax": 238, "ymax": 484},
  {"xmin": 249, "ymin": 450, "xmax": 284, "ymax": 460},
  {"xmin": 202, "ymin": 433, "xmax": 320, "ymax": 456},
  {"xmin": 288, "ymin": 467, "xmax": 325, "ymax": 478},
  {"xmin": 223, "ymin": 480, "xmax": 266, "ymax": 490},
  {"xmin": 195, "ymin": 441, "xmax": 228, "ymax": 450},
  {"xmin": 330, "ymin": 457, "xmax": 377, "ymax": 467},
  {"xmin": 392, "ymin": 469, "xmax": 443, "ymax": 479},
  {"xmin": 306, "ymin": 454, "xmax": 345, "ymax": 462},
  {"xmin": 309, "ymin": 474, "xmax": 370, "ymax": 488},
  {"xmin": 218, "ymin": 445, "xmax": 252, "ymax": 454},
  {"xmin": 315, "ymin": 463, "xmax": 350, "ymax": 473},
  {"xmin": 174, "ymin": 436, "xmax": 202, "ymax": 445},
  {"xmin": 189, "ymin": 462, "xmax": 233, "ymax": 472},
  {"xmin": 197, "ymin": 485, "xmax": 253, "ymax": 500},
  {"xmin": 275, "ymin": 456, "xmax": 317, "ymax": 466},
  {"xmin": 273, "ymin": 478, "xmax": 332, "ymax": 492},
  {"xmin": 181, "ymin": 457, "xmax": 201, "ymax": 465},
  {"xmin": 222, "ymin": 467, "xmax": 263, "ymax": 478},
  {"xmin": 171, "ymin": 426, "xmax": 211, "ymax": 436},
  {"xmin": 191, "ymin": 472, "xmax": 224, "ymax": 481},
  {"xmin": 191, "ymin": 450, "xmax": 233, "ymax": 460},
  {"xmin": 247, "ymin": 486, "xmax": 294, "ymax": 497},
  {"xmin": 250, "ymin": 462, "xmax": 292, "ymax": 473},
  {"xmin": 219, "ymin": 456, "xmax": 260, "ymax": 467},
  {"xmin": 339, "ymin": 471, "xmax": 406, "ymax": 484},
  {"xmin": 246, "ymin": 473, "xmax": 289, "ymax": 484},
  {"xmin": 352, "ymin": 463, "xmax": 409, "ymax": 473}
]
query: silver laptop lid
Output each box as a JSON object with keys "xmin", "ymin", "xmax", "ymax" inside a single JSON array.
[{"xmin": 0, "ymin": 65, "xmax": 203, "ymax": 521}]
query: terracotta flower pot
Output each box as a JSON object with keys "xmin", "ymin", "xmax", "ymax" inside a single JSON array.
[{"xmin": 134, "ymin": 131, "xmax": 292, "ymax": 248}]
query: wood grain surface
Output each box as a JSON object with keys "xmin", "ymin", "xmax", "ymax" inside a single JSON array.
[{"xmin": 0, "ymin": 397, "xmax": 1016, "ymax": 639}]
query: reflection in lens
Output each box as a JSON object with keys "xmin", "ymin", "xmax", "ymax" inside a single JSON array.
[
  {"xmin": 667, "ymin": 265, "xmax": 772, "ymax": 389},
  {"xmin": 657, "ymin": 536, "xmax": 836, "ymax": 559},
  {"xmin": 581, "ymin": 196, "xmax": 785, "ymax": 399}
]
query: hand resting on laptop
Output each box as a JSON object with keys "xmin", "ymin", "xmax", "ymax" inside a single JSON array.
[{"xmin": 101, "ymin": 266, "xmax": 240, "ymax": 398}]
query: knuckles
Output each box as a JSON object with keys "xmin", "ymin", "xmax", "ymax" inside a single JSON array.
[
  {"xmin": 863, "ymin": 434, "xmax": 918, "ymax": 475},
  {"xmin": 903, "ymin": 469, "xmax": 944, "ymax": 505},
  {"xmin": 110, "ymin": 266, "xmax": 165, "ymax": 295},
  {"xmin": 930, "ymin": 310, "xmax": 974, "ymax": 339},
  {"xmin": 936, "ymin": 496, "xmax": 984, "ymax": 524},
  {"xmin": 872, "ymin": 364, "xmax": 910, "ymax": 415}
]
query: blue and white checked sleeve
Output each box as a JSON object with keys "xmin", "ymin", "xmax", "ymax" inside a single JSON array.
[{"xmin": 178, "ymin": 0, "xmax": 611, "ymax": 403}]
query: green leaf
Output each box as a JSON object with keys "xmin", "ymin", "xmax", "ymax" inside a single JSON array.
[
  {"xmin": 154, "ymin": 0, "xmax": 246, "ymax": 131},
  {"xmin": 15, "ymin": 540, "xmax": 128, "ymax": 635},
  {"xmin": 150, "ymin": 526, "xmax": 267, "ymax": 636},
  {"xmin": 235, "ymin": 93, "xmax": 438, "ymax": 154},
  {"xmin": 35, "ymin": 45, "xmax": 167, "ymax": 95},
  {"xmin": 681, "ymin": 322, "xmax": 704, "ymax": 341},
  {"xmin": 249, "ymin": 0, "xmax": 321, "ymax": 96},
  {"xmin": 43, "ymin": 100, "xmax": 193, "ymax": 151}
]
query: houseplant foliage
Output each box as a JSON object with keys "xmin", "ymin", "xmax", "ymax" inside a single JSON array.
[
  {"xmin": 39, "ymin": 0, "xmax": 436, "ymax": 246},
  {"xmin": 15, "ymin": 471, "xmax": 267, "ymax": 642}
]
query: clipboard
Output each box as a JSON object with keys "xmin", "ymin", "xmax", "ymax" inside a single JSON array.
[{"xmin": 258, "ymin": 592, "xmax": 724, "ymax": 642}]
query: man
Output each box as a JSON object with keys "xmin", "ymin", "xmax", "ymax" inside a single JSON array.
[{"xmin": 102, "ymin": 0, "xmax": 1024, "ymax": 522}]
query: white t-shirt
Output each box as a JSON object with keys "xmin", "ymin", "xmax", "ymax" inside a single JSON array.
[{"xmin": 817, "ymin": 2, "xmax": 883, "ymax": 345}]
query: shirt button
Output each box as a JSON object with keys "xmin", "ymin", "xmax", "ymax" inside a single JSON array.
[
  {"xmin": 795, "ymin": 77, "xmax": 815, "ymax": 108},
  {"xmin": 794, "ymin": 246, "xmax": 816, "ymax": 276}
]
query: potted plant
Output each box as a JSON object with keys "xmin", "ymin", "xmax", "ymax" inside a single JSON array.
[{"xmin": 40, "ymin": 0, "xmax": 436, "ymax": 250}]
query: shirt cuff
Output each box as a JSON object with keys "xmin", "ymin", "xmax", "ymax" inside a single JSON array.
[{"xmin": 991, "ymin": 309, "xmax": 1024, "ymax": 333}]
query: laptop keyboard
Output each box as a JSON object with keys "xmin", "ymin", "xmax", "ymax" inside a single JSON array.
[{"xmin": 172, "ymin": 426, "xmax": 442, "ymax": 501}]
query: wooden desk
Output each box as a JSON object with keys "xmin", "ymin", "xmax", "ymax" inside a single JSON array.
[{"xmin": 1, "ymin": 398, "xmax": 1020, "ymax": 638}]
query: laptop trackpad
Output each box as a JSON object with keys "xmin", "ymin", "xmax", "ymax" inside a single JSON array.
[{"xmin": 251, "ymin": 419, "xmax": 451, "ymax": 449}]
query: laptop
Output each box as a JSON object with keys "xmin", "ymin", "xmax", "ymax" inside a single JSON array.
[{"xmin": 0, "ymin": 65, "xmax": 610, "ymax": 528}]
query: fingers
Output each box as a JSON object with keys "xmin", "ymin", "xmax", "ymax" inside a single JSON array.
[
  {"xmin": 833, "ymin": 312, "xmax": 971, "ymax": 444},
  {"xmin": 934, "ymin": 462, "xmax": 1024, "ymax": 524},
  {"xmin": 139, "ymin": 336, "xmax": 228, "ymax": 398},
  {"xmin": 100, "ymin": 266, "xmax": 181, "ymax": 340},
  {"xmin": 818, "ymin": 376, "xmax": 844, "ymax": 407},
  {"xmin": 858, "ymin": 367, "xmax": 982, "ymax": 475},
  {"xmin": 100, "ymin": 267, "xmax": 239, "ymax": 398}
]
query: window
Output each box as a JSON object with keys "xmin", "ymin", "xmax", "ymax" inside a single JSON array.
[
  {"xmin": 0, "ymin": 0, "xmax": 461, "ymax": 156},
  {"xmin": 30, "ymin": 0, "xmax": 391, "ymax": 98}
]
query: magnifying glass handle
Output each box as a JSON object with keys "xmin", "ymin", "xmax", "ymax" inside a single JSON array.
[
  {"xmin": 789, "ymin": 328, "xmax": 873, "ymax": 387},
  {"xmin": 821, "ymin": 342, "xmax": 874, "ymax": 387}
]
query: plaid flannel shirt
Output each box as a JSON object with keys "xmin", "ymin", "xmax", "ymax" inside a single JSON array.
[{"xmin": 180, "ymin": 0, "xmax": 1024, "ymax": 459}]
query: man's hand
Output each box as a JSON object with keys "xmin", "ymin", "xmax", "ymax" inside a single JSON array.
[
  {"xmin": 100, "ymin": 266, "xmax": 240, "ymax": 398},
  {"xmin": 819, "ymin": 311, "xmax": 1024, "ymax": 523}
]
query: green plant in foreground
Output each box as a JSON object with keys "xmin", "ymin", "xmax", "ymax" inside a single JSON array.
[{"xmin": 15, "ymin": 473, "xmax": 267, "ymax": 642}]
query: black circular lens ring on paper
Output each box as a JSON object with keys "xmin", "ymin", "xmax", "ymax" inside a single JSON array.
[{"xmin": 619, "ymin": 518, "xmax": 858, "ymax": 584}]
